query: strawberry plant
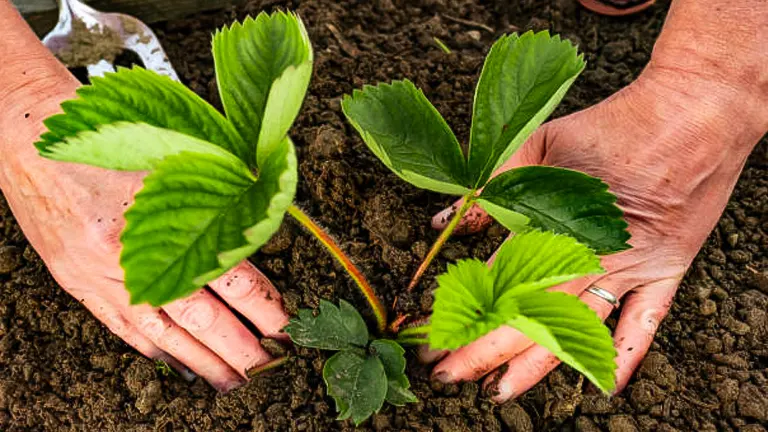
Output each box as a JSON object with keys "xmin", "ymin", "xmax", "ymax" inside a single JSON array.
[{"xmin": 342, "ymin": 31, "xmax": 630, "ymax": 393}]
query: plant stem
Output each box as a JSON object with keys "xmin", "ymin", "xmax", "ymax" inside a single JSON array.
[
  {"xmin": 246, "ymin": 356, "xmax": 289, "ymax": 378},
  {"xmin": 397, "ymin": 324, "xmax": 431, "ymax": 338},
  {"xmin": 395, "ymin": 338, "xmax": 429, "ymax": 346},
  {"xmin": 407, "ymin": 194, "xmax": 476, "ymax": 291},
  {"xmin": 287, "ymin": 205, "xmax": 387, "ymax": 333}
]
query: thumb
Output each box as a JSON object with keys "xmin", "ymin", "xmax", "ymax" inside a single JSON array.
[{"xmin": 431, "ymin": 127, "xmax": 548, "ymax": 233}]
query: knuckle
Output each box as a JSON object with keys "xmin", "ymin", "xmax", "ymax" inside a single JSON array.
[
  {"xmin": 100, "ymin": 309, "xmax": 131, "ymax": 335},
  {"xmin": 217, "ymin": 271, "xmax": 255, "ymax": 298},
  {"xmin": 135, "ymin": 312, "xmax": 171, "ymax": 340},
  {"xmin": 173, "ymin": 297, "xmax": 219, "ymax": 332}
]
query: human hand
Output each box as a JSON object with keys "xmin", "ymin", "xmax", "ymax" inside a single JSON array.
[
  {"xmin": 0, "ymin": 50, "xmax": 287, "ymax": 394},
  {"xmin": 420, "ymin": 62, "xmax": 767, "ymax": 401}
]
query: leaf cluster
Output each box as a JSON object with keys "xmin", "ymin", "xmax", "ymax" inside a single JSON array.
[
  {"xmin": 285, "ymin": 300, "xmax": 417, "ymax": 425},
  {"xmin": 430, "ymin": 229, "xmax": 617, "ymax": 392},
  {"xmin": 343, "ymin": 31, "xmax": 631, "ymax": 393},
  {"xmin": 342, "ymin": 31, "xmax": 629, "ymax": 254},
  {"xmin": 36, "ymin": 12, "xmax": 313, "ymax": 306}
]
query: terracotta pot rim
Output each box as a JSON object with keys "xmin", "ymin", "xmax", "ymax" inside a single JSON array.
[{"xmin": 577, "ymin": 0, "xmax": 656, "ymax": 16}]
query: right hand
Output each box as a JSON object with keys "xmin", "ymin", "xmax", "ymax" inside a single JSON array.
[{"xmin": 421, "ymin": 62, "xmax": 767, "ymax": 400}]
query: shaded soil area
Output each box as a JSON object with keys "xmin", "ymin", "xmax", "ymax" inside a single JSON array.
[{"xmin": 2, "ymin": 0, "xmax": 767, "ymax": 430}]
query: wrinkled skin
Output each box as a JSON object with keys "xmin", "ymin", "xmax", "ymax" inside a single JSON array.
[
  {"xmin": 422, "ymin": 40, "xmax": 768, "ymax": 400},
  {"xmin": 0, "ymin": 2, "xmax": 287, "ymax": 392}
]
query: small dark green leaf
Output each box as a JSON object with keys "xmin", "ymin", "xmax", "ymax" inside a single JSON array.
[
  {"xmin": 468, "ymin": 31, "xmax": 585, "ymax": 186},
  {"xmin": 370, "ymin": 340, "xmax": 418, "ymax": 406},
  {"xmin": 284, "ymin": 300, "xmax": 369, "ymax": 350},
  {"xmin": 323, "ymin": 350, "xmax": 388, "ymax": 425},
  {"xmin": 342, "ymin": 80, "xmax": 470, "ymax": 195},
  {"xmin": 478, "ymin": 166, "xmax": 630, "ymax": 254}
]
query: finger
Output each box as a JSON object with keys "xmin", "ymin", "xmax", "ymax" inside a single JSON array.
[
  {"xmin": 128, "ymin": 304, "xmax": 244, "ymax": 392},
  {"xmin": 162, "ymin": 289, "xmax": 272, "ymax": 377},
  {"xmin": 484, "ymin": 284, "xmax": 620, "ymax": 402},
  {"xmin": 486, "ymin": 345, "xmax": 561, "ymax": 402},
  {"xmin": 208, "ymin": 261, "xmax": 289, "ymax": 340},
  {"xmin": 417, "ymin": 344, "xmax": 449, "ymax": 364},
  {"xmin": 432, "ymin": 201, "xmax": 492, "ymax": 234},
  {"xmin": 612, "ymin": 279, "xmax": 677, "ymax": 393},
  {"xmin": 79, "ymin": 291, "xmax": 197, "ymax": 380},
  {"xmin": 432, "ymin": 277, "xmax": 594, "ymax": 383},
  {"xmin": 431, "ymin": 127, "xmax": 547, "ymax": 233}
]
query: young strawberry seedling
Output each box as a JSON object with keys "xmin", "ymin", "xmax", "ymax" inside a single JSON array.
[
  {"xmin": 343, "ymin": 31, "xmax": 630, "ymax": 394},
  {"xmin": 36, "ymin": 10, "xmax": 398, "ymax": 423}
]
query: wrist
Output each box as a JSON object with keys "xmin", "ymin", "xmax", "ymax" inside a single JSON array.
[{"xmin": 636, "ymin": 63, "xmax": 767, "ymax": 156}]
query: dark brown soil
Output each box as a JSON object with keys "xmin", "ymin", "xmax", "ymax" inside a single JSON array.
[{"xmin": 2, "ymin": 0, "xmax": 767, "ymax": 430}]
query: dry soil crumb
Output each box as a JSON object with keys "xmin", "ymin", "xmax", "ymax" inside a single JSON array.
[{"xmin": 56, "ymin": 18, "xmax": 123, "ymax": 67}]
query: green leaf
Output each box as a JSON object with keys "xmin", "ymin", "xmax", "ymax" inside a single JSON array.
[
  {"xmin": 507, "ymin": 291, "xmax": 617, "ymax": 393},
  {"xmin": 370, "ymin": 340, "xmax": 418, "ymax": 406},
  {"xmin": 429, "ymin": 259, "xmax": 510, "ymax": 350},
  {"xmin": 342, "ymin": 80, "xmax": 470, "ymax": 195},
  {"xmin": 36, "ymin": 67, "xmax": 248, "ymax": 161},
  {"xmin": 468, "ymin": 31, "xmax": 585, "ymax": 186},
  {"xmin": 284, "ymin": 300, "xmax": 369, "ymax": 350},
  {"xmin": 429, "ymin": 230, "xmax": 616, "ymax": 392},
  {"xmin": 213, "ymin": 11, "xmax": 313, "ymax": 165},
  {"xmin": 121, "ymin": 137, "xmax": 297, "ymax": 306},
  {"xmin": 429, "ymin": 230, "xmax": 603, "ymax": 350},
  {"xmin": 478, "ymin": 166, "xmax": 630, "ymax": 254},
  {"xmin": 324, "ymin": 350, "xmax": 387, "ymax": 425},
  {"xmin": 429, "ymin": 230, "xmax": 614, "ymax": 391},
  {"xmin": 39, "ymin": 122, "xmax": 238, "ymax": 171}
]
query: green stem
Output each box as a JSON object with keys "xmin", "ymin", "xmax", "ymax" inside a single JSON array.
[
  {"xmin": 397, "ymin": 324, "xmax": 431, "ymax": 338},
  {"xmin": 395, "ymin": 338, "xmax": 429, "ymax": 346},
  {"xmin": 407, "ymin": 193, "xmax": 476, "ymax": 291},
  {"xmin": 287, "ymin": 205, "xmax": 387, "ymax": 333}
]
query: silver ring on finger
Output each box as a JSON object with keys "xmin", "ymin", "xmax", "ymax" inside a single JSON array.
[{"xmin": 586, "ymin": 286, "xmax": 619, "ymax": 308}]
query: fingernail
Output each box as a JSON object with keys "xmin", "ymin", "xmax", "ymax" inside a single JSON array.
[
  {"xmin": 178, "ymin": 367, "xmax": 197, "ymax": 382},
  {"xmin": 432, "ymin": 370, "xmax": 454, "ymax": 384},
  {"xmin": 432, "ymin": 207, "xmax": 456, "ymax": 229},
  {"xmin": 494, "ymin": 380, "xmax": 515, "ymax": 402},
  {"xmin": 218, "ymin": 379, "xmax": 245, "ymax": 393}
]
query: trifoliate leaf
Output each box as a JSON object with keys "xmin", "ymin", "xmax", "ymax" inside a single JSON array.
[
  {"xmin": 213, "ymin": 11, "xmax": 312, "ymax": 165},
  {"xmin": 429, "ymin": 230, "xmax": 603, "ymax": 350},
  {"xmin": 478, "ymin": 166, "xmax": 630, "ymax": 254},
  {"xmin": 121, "ymin": 137, "xmax": 297, "ymax": 306},
  {"xmin": 323, "ymin": 350, "xmax": 387, "ymax": 425},
  {"xmin": 342, "ymin": 80, "xmax": 470, "ymax": 195},
  {"xmin": 507, "ymin": 291, "xmax": 617, "ymax": 393},
  {"xmin": 429, "ymin": 230, "xmax": 615, "ymax": 393},
  {"xmin": 468, "ymin": 31, "xmax": 585, "ymax": 186},
  {"xmin": 370, "ymin": 340, "xmax": 418, "ymax": 406},
  {"xmin": 39, "ymin": 122, "xmax": 237, "ymax": 171},
  {"xmin": 36, "ymin": 67, "xmax": 249, "ymax": 161},
  {"xmin": 429, "ymin": 259, "xmax": 511, "ymax": 350},
  {"xmin": 284, "ymin": 300, "xmax": 369, "ymax": 350}
]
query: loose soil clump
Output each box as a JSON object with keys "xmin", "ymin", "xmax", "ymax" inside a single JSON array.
[{"xmin": 2, "ymin": 0, "xmax": 766, "ymax": 430}]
